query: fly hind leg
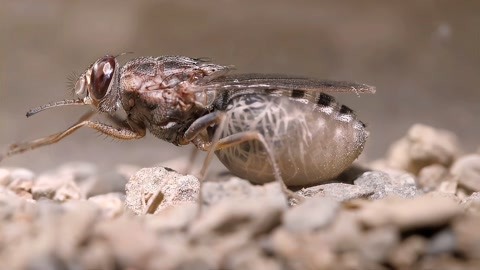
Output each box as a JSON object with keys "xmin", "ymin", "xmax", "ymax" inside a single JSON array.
[
  {"xmin": 210, "ymin": 131, "xmax": 302, "ymax": 202},
  {"xmin": 183, "ymin": 111, "xmax": 301, "ymax": 216}
]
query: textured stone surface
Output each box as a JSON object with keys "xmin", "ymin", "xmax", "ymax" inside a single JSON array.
[
  {"xmin": 125, "ymin": 167, "xmax": 200, "ymax": 215},
  {"xmin": 297, "ymin": 182, "xmax": 374, "ymax": 201},
  {"xmin": 354, "ymin": 171, "xmax": 422, "ymax": 199},
  {"xmin": 282, "ymin": 196, "xmax": 339, "ymax": 232}
]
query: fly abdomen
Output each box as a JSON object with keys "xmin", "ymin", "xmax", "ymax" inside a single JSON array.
[{"xmin": 214, "ymin": 93, "xmax": 368, "ymax": 186}]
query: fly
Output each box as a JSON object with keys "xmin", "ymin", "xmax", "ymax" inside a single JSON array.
[{"xmin": 1, "ymin": 54, "xmax": 375, "ymax": 202}]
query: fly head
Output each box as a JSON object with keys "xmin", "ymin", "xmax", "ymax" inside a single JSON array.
[{"xmin": 26, "ymin": 55, "xmax": 122, "ymax": 118}]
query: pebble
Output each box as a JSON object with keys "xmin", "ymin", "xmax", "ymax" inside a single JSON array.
[
  {"xmin": 202, "ymin": 177, "xmax": 286, "ymax": 206},
  {"xmin": 461, "ymin": 192, "xmax": 480, "ymax": 214},
  {"xmin": 389, "ymin": 236, "xmax": 427, "ymax": 268},
  {"xmin": 359, "ymin": 226, "xmax": 399, "ymax": 263},
  {"xmin": 145, "ymin": 203, "xmax": 198, "ymax": 233},
  {"xmin": 282, "ymin": 196, "xmax": 339, "ymax": 233},
  {"xmin": 386, "ymin": 124, "xmax": 460, "ymax": 174},
  {"xmin": 297, "ymin": 183, "xmax": 374, "ymax": 201},
  {"xmin": 427, "ymin": 229, "xmax": 456, "ymax": 255},
  {"xmin": 357, "ymin": 195, "xmax": 461, "ymax": 230},
  {"xmin": 354, "ymin": 171, "xmax": 421, "ymax": 199},
  {"xmin": 452, "ymin": 215, "xmax": 480, "ymax": 259},
  {"xmin": 451, "ymin": 154, "xmax": 480, "ymax": 192},
  {"xmin": 189, "ymin": 192, "xmax": 286, "ymax": 241},
  {"xmin": 4, "ymin": 168, "xmax": 35, "ymax": 197},
  {"xmin": 88, "ymin": 193, "xmax": 125, "ymax": 218},
  {"xmin": 93, "ymin": 216, "xmax": 159, "ymax": 268},
  {"xmin": 0, "ymin": 168, "xmax": 10, "ymax": 186},
  {"xmin": 31, "ymin": 171, "xmax": 83, "ymax": 201},
  {"xmin": 417, "ymin": 164, "xmax": 449, "ymax": 191},
  {"xmin": 125, "ymin": 167, "xmax": 199, "ymax": 215}
]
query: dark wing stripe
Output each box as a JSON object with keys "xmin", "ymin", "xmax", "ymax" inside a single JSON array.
[
  {"xmin": 317, "ymin": 93, "xmax": 335, "ymax": 106},
  {"xmin": 339, "ymin": 105, "xmax": 354, "ymax": 115},
  {"xmin": 291, "ymin": 90, "xmax": 305, "ymax": 98}
]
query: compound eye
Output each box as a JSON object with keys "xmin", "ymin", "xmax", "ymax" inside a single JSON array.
[
  {"xmin": 90, "ymin": 56, "xmax": 116, "ymax": 100},
  {"xmin": 74, "ymin": 76, "xmax": 87, "ymax": 98}
]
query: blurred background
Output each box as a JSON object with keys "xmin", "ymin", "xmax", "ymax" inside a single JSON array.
[{"xmin": 1, "ymin": 0, "xmax": 479, "ymax": 173}]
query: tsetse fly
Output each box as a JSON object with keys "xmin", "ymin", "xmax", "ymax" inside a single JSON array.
[{"xmin": 1, "ymin": 54, "xmax": 375, "ymax": 198}]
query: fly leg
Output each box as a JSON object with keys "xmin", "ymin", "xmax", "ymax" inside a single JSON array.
[
  {"xmin": 181, "ymin": 111, "xmax": 226, "ymax": 215},
  {"xmin": 182, "ymin": 111, "xmax": 300, "ymax": 216},
  {"xmin": 1, "ymin": 111, "xmax": 146, "ymax": 160},
  {"xmin": 209, "ymin": 131, "xmax": 303, "ymax": 203},
  {"xmin": 181, "ymin": 146, "xmax": 200, "ymax": 175}
]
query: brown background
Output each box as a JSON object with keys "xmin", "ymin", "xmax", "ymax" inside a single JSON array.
[{"xmin": 1, "ymin": 0, "xmax": 479, "ymax": 173}]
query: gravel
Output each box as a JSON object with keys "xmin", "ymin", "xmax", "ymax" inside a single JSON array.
[{"xmin": 1, "ymin": 123, "xmax": 480, "ymax": 269}]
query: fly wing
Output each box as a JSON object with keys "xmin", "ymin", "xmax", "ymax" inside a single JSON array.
[{"xmin": 208, "ymin": 73, "xmax": 376, "ymax": 94}]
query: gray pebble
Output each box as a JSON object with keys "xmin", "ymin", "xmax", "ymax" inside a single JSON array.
[
  {"xmin": 354, "ymin": 171, "xmax": 421, "ymax": 199},
  {"xmin": 427, "ymin": 229, "xmax": 456, "ymax": 255},
  {"xmin": 282, "ymin": 196, "xmax": 339, "ymax": 233},
  {"xmin": 297, "ymin": 183, "xmax": 374, "ymax": 201}
]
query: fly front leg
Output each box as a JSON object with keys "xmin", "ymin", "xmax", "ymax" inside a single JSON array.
[
  {"xmin": 181, "ymin": 111, "xmax": 227, "ymax": 215},
  {"xmin": 2, "ymin": 111, "xmax": 146, "ymax": 159}
]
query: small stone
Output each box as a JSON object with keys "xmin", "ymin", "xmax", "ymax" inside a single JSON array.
[
  {"xmin": 78, "ymin": 239, "xmax": 114, "ymax": 270},
  {"xmin": 297, "ymin": 183, "xmax": 374, "ymax": 201},
  {"xmin": 4, "ymin": 168, "xmax": 35, "ymax": 194},
  {"xmin": 451, "ymin": 154, "xmax": 480, "ymax": 192},
  {"xmin": 125, "ymin": 167, "xmax": 199, "ymax": 215},
  {"xmin": 202, "ymin": 177, "xmax": 285, "ymax": 206},
  {"xmin": 0, "ymin": 168, "xmax": 11, "ymax": 186},
  {"xmin": 56, "ymin": 162, "xmax": 98, "ymax": 196},
  {"xmin": 354, "ymin": 171, "xmax": 421, "ymax": 199},
  {"xmin": 88, "ymin": 193, "xmax": 125, "ymax": 218},
  {"xmin": 389, "ymin": 236, "xmax": 427, "ymax": 268},
  {"xmin": 32, "ymin": 171, "xmax": 83, "ymax": 201},
  {"xmin": 452, "ymin": 215, "xmax": 480, "ymax": 259},
  {"xmin": 56, "ymin": 201, "xmax": 101, "ymax": 260},
  {"xmin": 93, "ymin": 217, "xmax": 159, "ymax": 268},
  {"xmin": 386, "ymin": 124, "xmax": 460, "ymax": 174},
  {"xmin": 360, "ymin": 226, "xmax": 400, "ymax": 263},
  {"xmin": 461, "ymin": 192, "xmax": 480, "ymax": 214},
  {"xmin": 427, "ymin": 229, "xmax": 456, "ymax": 255},
  {"xmin": 268, "ymin": 229, "xmax": 336, "ymax": 270},
  {"xmin": 282, "ymin": 196, "xmax": 339, "ymax": 233},
  {"xmin": 189, "ymin": 192, "xmax": 286, "ymax": 241},
  {"xmin": 320, "ymin": 211, "xmax": 363, "ymax": 252},
  {"xmin": 417, "ymin": 164, "xmax": 449, "ymax": 192},
  {"xmin": 145, "ymin": 203, "xmax": 197, "ymax": 233},
  {"xmin": 0, "ymin": 186, "xmax": 25, "ymax": 220},
  {"xmin": 223, "ymin": 243, "xmax": 282, "ymax": 270},
  {"xmin": 357, "ymin": 195, "xmax": 462, "ymax": 230},
  {"xmin": 438, "ymin": 178, "xmax": 458, "ymax": 194},
  {"xmin": 7, "ymin": 177, "xmax": 34, "ymax": 195},
  {"xmin": 53, "ymin": 180, "xmax": 82, "ymax": 202}
]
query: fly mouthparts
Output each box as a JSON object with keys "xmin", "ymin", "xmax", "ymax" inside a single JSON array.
[{"xmin": 26, "ymin": 99, "xmax": 86, "ymax": 118}]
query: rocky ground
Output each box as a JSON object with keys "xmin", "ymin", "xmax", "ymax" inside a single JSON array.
[{"xmin": 1, "ymin": 123, "xmax": 480, "ymax": 270}]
